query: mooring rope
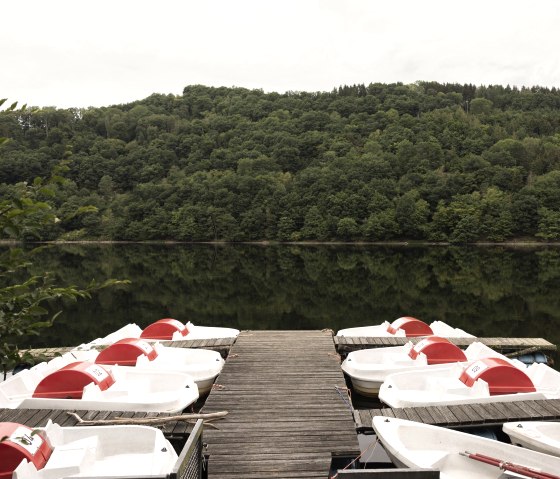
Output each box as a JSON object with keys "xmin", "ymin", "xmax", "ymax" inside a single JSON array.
[
  {"xmin": 334, "ymin": 385, "xmax": 353, "ymax": 412},
  {"xmin": 329, "ymin": 435, "xmax": 380, "ymax": 478}
]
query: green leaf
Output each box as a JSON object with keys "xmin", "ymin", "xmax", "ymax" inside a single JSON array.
[
  {"xmin": 0, "ymin": 98, "xmax": 7, "ymax": 108},
  {"xmin": 26, "ymin": 305, "xmax": 49, "ymax": 316},
  {"xmin": 3, "ymin": 226, "xmax": 19, "ymax": 238},
  {"xmin": 8, "ymin": 101, "xmax": 18, "ymax": 111},
  {"xmin": 28, "ymin": 320, "xmax": 54, "ymax": 329},
  {"xmin": 38, "ymin": 187, "xmax": 55, "ymax": 197}
]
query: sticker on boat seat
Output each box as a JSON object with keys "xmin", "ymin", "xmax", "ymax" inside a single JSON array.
[
  {"xmin": 0, "ymin": 422, "xmax": 52, "ymax": 478},
  {"xmin": 463, "ymin": 360, "xmax": 490, "ymax": 380},
  {"xmin": 7, "ymin": 426, "xmax": 44, "ymax": 456},
  {"xmin": 85, "ymin": 364, "xmax": 110, "ymax": 382}
]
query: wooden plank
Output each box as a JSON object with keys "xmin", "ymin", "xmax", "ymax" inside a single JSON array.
[
  {"xmin": 400, "ymin": 407, "xmax": 423, "ymax": 424},
  {"xmin": 357, "ymin": 398, "xmax": 560, "ymax": 431},
  {"xmin": 519, "ymin": 400, "xmax": 559, "ymax": 420},
  {"xmin": 497, "ymin": 401, "xmax": 534, "ymax": 421},
  {"xmin": 334, "ymin": 337, "xmax": 556, "ymax": 352},
  {"xmin": 533, "ymin": 399, "xmax": 560, "ymax": 417},
  {"xmin": 337, "ymin": 470, "xmax": 440, "ymax": 478},
  {"xmin": 422, "ymin": 406, "xmax": 449, "ymax": 426},
  {"xmin": 487, "ymin": 401, "xmax": 517, "ymax": 422},
  {"xmin": 200, "ymin": 330, "xmax": 360, "ymax": 478},
  {"xmin": 431, "ymin": 406, "xmax": 460, "ymax": 426},
  {"xmin": 432, "ymin": 405, "xmax": 469, "ymax": 426}
]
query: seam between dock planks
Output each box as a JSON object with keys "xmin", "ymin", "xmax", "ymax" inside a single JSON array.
[{"xmin": 200, "ymin": 330, "xmax": 360, "ymax": 478}]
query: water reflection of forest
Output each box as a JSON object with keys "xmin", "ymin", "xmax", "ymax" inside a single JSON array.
[{"xmin": 20, "ymin": 244, "xmax": 560, "ymax": 351}]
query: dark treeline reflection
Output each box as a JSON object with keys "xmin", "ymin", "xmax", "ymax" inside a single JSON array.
[{"xmin": 16, "ymin": 244, "xmax": 560, "ymax": 351}]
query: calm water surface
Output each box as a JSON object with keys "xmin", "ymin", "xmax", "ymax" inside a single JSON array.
[{"xmin": 17, "ymin": 244, "xmax": 560, "ymax": 353}]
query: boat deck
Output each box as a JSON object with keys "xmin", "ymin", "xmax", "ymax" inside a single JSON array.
[
  {"xmin": 200, "ymin": 330, "xmax": 360, "ymax": 479},
  {"xmin": 354, "ymin": 399, "xmax": 560, "ymax": 432},
  {"xmin": 334, "ymin": 336, "xmax": 557, "ymax": 354}
]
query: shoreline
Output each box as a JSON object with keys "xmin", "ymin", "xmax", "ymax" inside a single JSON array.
[{"xmin": 2, "ymin": 239, "xmax": 559, "ymax": 247}]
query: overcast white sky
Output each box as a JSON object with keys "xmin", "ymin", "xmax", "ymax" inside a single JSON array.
[{"xmin": 2, "ymin": 0, "xmax": 560, "ymax": 108}]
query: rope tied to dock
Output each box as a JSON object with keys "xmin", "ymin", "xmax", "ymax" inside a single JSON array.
[
  {"xmin": 329, "ymin": 435, "xmax": 380, "ymax": 478},
  {"xmin": 334, "ymin": 385, "xmax": 353, "ymax": 412}
]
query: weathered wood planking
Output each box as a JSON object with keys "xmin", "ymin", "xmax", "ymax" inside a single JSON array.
[
  {"xmin": 200, "ymin": 330, "xmax": 360, "ymax": 479},
  {"xmin": 334, "ymin": 336, "xmax": 557, "ymax": 354},
  {"xmin": 355, "ymin": 399, "xmax": 560, "ymax": 431},
  {"xmin": 22, "ymin": 337, "xmax": 235, "ymax": 359}
]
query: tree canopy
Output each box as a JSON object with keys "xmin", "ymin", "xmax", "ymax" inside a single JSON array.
[{"xmin": 2, "ymin": 82, "xmax": 560, "ymax": 242}]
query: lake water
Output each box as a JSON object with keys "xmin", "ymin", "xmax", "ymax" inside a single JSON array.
[{"xmin": 16, "ymin": 243, "xmax": 560, "ymax": 354}]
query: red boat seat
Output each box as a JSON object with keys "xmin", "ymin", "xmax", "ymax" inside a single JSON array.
[
  {"xmin": 387, "ymin": 317, "xmax": 434, "ymax": 337},
  {"xmin": 95, "ymin": 338, "xmax": 158, "ymax": 366},
  {"xmin": 0, "ymin": 422, "xmax": 52, "ymax": 479},
  {"xmin": 33, "ymin": 362, "xmax": 115, "ymax": 399},
  {"xmin": 459, "ymin": 358, "xmax": 536, "ymax": 395},
  {"xmin": 140, "ymin": 318, "xmax": 188, "ymax": 340},
  {"xmin": 408, "ymin": 336, "xmax": 467, "ymax": 364}
]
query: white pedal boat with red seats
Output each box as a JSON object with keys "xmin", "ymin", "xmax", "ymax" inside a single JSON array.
[
  {"xmin": 341, "ymin": 337, "xmax": 505, "ymax": 396},
  {"xmin": 372, "ymin": 416, "xmax": 560, "ymax": 479},
  {"xmin": 71, "ymin": 338, "xmax": 223, "ymax": 395},
  {"xmin": 82, "ymin": 318, "xmax": 239, "ymax": 347},
  {"xmin": 0, "ymin": 353, "xmax": 198, "ymax": 413},
  {"xmin": 503, "ymin": 421, "xmax": 560, "ymax": 457},
  {"xmin": 378, "ymin": 357, "xmax": 560, "ymax": 408},
  {"xmin": 0, "ymin": 420, "xmax": 179, "ymax": 479},
  {"xmin": 336, "ymin": 316, "xmax": 474, "ymax": 338}
]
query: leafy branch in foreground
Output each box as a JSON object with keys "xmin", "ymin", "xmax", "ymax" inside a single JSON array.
[{"xmin": 1, "ymin": 122, "xmax": 129, "ymax": 377}]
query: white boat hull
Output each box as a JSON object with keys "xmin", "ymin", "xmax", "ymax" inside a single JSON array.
[
  {"xmin": 0, "ymin": 356, "xmax": 199, "ymax": 413},
  {"xmin": 12, "ymin": 420, "xmax": 178, "ymax": 479},
  {"xmin": 503, "ymin": 421, "xmax": 560, "ymax": 457},
  {"xmin": 342, "ymin": 342, "xmax": 506, "ymax": 398},
  {"xmin": 336, "ymin": 320, "xmax": 473, "ymax": 338},
  {"xmin": 82, "ymin": 321, "xmax": 239, "ymax": 347},
  {"xmin": 379, "ymin": 361, "xmax": 560, "ymax": 408},
  {"xmin": 72, "ymin": 345, "xmax": 224, "ymax": 395},
  {"xmin": 373, "ymin": 416, "xmax": 560, "ymax": 479}
]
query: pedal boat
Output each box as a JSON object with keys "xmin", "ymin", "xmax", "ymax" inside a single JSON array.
[
  {"xmin": 372, "ymin": 416, "xmax": 560, "ymax": 479},
  {"xmin": 378, "ymin": 357, "xmax": 560, "ymax": 408},
  {"xmin": 82, "ymin": 318, "xmax": 240, "ymax": 347},
  {"xmin": 503, "ymin": 421, "xmax": 560, "ymax": 457},
  {"xmin": 1, "ymin": 420, "xmax": 178, "ymax": 479},
  {"xmin": 336, "ymin": 316, "xmax": 473, "ymax": 338},
  {"xmin": 341, "ymin": 337, "xmax": 504, "ymax": 396},
  {"xmin": 0, "ymin": 354, "xmax": 198, "ymax": 413},
  {"xmin": 71, "ymin": 338, "xmax": 223, "ymax": 395}
]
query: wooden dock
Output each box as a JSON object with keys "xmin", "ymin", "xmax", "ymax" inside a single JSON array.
[
  {"xmin": 23, "ymin": 337, "xmax": 235, "ymax": 359},
  {"xmin": 335, "ymin": 336, "xmax": 557, "ymax": 355},
  {"xmin": 8, "ymin": 330, "xmax": 560, "ymax": 477},
  {"xmin": 200, "ymin": 330, "xmax": 361, "ymax": 478},
  {"xmin": 354, "ymin": 399, "xmax": 560, "ymax": 431}
]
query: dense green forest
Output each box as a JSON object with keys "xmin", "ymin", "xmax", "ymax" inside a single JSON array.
[{"xmin": 2, "ymin": 81, "xmax": 560, "ymax": 242}]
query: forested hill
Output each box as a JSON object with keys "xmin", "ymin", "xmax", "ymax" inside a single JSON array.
[{"xmin": 2, "ymin": 82, "xmax": 560, "ymax": 242}]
